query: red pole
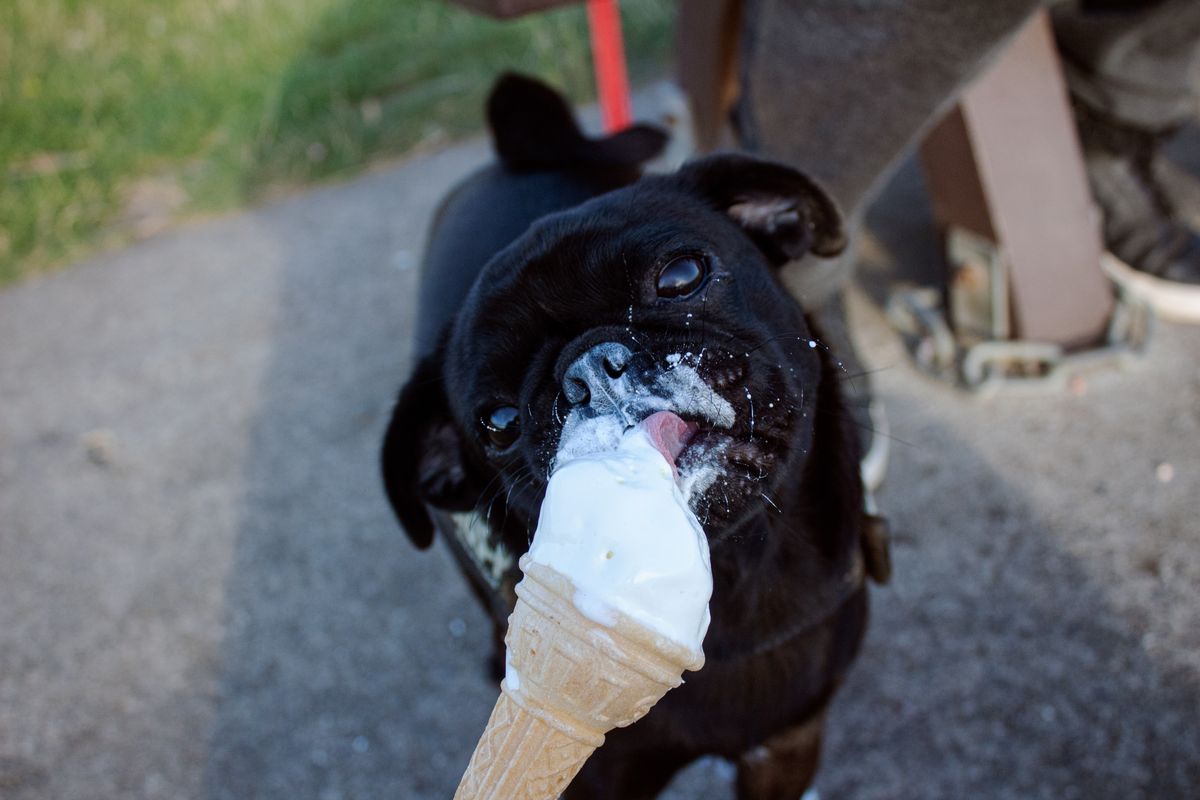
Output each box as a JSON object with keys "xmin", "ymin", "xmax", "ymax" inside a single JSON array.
[{"xmin": 587, "ymin": 0, "xmax": 632, "ymax": 132}]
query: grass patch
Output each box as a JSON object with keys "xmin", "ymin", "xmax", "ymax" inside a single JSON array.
[{"xmin": 0, "ymin": 0, "xmax": 674, "ymax": 285}]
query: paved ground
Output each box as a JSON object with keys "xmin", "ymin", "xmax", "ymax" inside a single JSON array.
[{"xmin": 2, "ymin": 121, "xmax": 1198, "ymax": 799}]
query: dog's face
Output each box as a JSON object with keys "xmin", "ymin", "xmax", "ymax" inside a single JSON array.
[{"xmin": 382, "ymin": 155, "xmax": 846, "ymax": 556}]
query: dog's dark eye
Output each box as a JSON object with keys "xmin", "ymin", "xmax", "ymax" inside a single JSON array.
[
  {"xmin": 482, "ymin": 405, "xmax": 520, "ymax": 449},
  {"xmin": 656, "ymin": 256, "xmax": 706, "ymax": 298}
]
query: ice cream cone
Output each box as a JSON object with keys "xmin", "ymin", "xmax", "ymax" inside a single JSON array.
[{"xmin": 454, "ymin": 555, "xmax": 705, "ymax": 800}]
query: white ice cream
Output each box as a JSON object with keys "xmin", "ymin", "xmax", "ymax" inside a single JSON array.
[{"xmin": 525, "ymin": 422, "xmax": 713, "ymax": 653}]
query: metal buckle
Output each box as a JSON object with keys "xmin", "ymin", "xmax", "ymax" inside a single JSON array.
[{"xmin": 887, "ymin": 227, "xmax": 1153, "ymax": 395}]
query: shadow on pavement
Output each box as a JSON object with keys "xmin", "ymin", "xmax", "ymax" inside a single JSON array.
[{"xmin": 202, "ymin": 145, "xmax": 500, "ymax": 800}]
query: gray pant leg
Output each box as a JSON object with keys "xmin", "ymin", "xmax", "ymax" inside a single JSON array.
[
  {"xmin": 735, "ymin": 0, "xmax": 1041, "ymax": 303},
  {"xmin": 1054, "ymin": 0, "xmax": 1200, "ymax": 131}
]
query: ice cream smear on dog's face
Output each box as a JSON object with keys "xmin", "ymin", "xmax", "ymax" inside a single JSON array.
[{"xmin": 526, "ymin": 411, "xmax": 713, "ymax": 653}]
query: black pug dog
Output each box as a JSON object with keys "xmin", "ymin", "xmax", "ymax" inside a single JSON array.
[{"xmin": 382, "ymin": 74, "xmax": 888, "ymax": 799}]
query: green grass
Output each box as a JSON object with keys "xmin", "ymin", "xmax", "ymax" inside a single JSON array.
[{"xmin": 0, "ymin": 0, "xmax": 674, "ymax": 285}]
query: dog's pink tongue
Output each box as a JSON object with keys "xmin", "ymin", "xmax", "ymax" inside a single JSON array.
[{"xmin": 639, "ymin": 411, "xmax": 698, "ymax": 473}]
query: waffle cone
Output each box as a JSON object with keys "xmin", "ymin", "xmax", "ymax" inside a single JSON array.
[{"xmin": 454, "ymin": 555, "xmax": 705, "ymax": 800}]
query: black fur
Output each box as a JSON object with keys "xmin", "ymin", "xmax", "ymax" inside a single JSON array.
[
  {"xmin": 381, "ymin": 74, "xmax": 868, "ymax": 799},
  {"xmin": 488, "ymin": 72, "xmax": 668, "ymax": 172}
]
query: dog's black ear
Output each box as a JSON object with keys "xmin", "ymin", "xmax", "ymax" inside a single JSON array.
[
  {"xmin": 678, "ymin": 154, "xmax": 847, "ymax": 263},
  {"xmin": 380, "ymin": 354, "xmax": 485, "ymax": 549},
  {"xmin": 487, "ymin": 72, "xmax": 667, "ymax": 171}
]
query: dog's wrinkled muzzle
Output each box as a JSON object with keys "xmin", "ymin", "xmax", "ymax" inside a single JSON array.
[{"xmin": 559, "ymin": 339, "xmax": 737, "ymax": 435}]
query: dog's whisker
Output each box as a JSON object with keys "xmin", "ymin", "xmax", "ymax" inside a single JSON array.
[
  {"xmin": 744, "ymin": 387, "xmax": 756, "ymax": 440},
  {"xmin": 844, "ymin": 417, "xmax": 917, "ymax": 450},
  {"xmin": 501, "ymin": 466, "xmax": 533, "ymax": 503},
  {"xmin": 833, "ymin": 363, "xmax": 897, "ymax": 384},
  {"xmin": 804, "ymin": 336, "xmax": 851, "ymax": 375},
  {"xmin": 474, "ymin": 463, "xmax": 535, "ymax": 532},
  {"xmin": 499, "ymin": 471, "xmax": 534, "ymax": 533},
  {"xmin": 626, "ymin": 332, "xmax": 659, "ymax": 367},
  {"xmin": 743, "ymin": 330, "xmax": 814, "ymax": 356},
  {"xmin": 472, "ymin": 470, "xmax": 511, "ymax": 516},
  {"xmin": 481, "ymin": 477, "xmax": 512, "ymax": 528},
  {"xmin": 698, "ymin": 276, "xmax": 716, "ymax": 362}
]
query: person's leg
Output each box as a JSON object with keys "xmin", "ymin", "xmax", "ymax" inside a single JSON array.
[
  {"xmin": 1054, "ymin": 0, "xmax": 1200, "ymax": 318},
  {"xmin": 734, "ymin": 0, "xmax": 1039, "ymax": 488},
  {"xmin": 735, "ymin": 0, "xmax": 1042, "ymax": 304}
]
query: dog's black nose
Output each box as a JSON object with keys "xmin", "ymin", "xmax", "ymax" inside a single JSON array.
[{"xmin": 562, "ymin": 342, "xmax": 633, "ymax": 413}]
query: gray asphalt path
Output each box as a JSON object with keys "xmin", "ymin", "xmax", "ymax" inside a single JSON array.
[{"xmin": 1, "ymin": 134, "xmax": 1198, "ymax": 800}]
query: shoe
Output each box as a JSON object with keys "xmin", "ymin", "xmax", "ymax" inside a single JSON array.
[{"xmin": 1074, "ymin": 102, "xmax": 1200, "ymax": 323}]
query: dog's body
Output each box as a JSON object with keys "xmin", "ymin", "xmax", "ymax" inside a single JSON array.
[{"xmin": 383, "ymin": 75, "xmax": 880, "ymax": 799}]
